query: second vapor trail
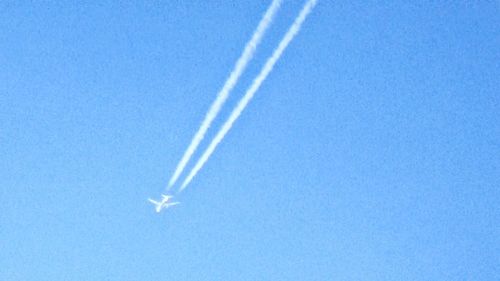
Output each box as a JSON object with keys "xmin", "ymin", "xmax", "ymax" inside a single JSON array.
[
  {"xmin": 167, "ymin": 0, "xmax": 283, "ymax": 189},
  {"xmin": 179, "ymin": 0, "xmax": 318, "ymax": 192}
]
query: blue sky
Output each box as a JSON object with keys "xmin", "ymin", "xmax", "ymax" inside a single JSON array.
[{"xmin": 1, "ymin": 1, "xmax": 499, "ymax": 280}]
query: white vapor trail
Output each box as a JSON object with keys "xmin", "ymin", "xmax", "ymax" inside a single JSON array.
[
  {"xmin": 167, "ymin": 0, "xmax": 283, "ymax": 189},
  {"xmin": 180, "ymin": 0, "xmax": 318, "ymax": 192}
]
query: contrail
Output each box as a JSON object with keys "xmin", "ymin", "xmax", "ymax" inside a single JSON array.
[
  {"xmin": 180, "ymin": 0, "xmax": 318, "ymax": 192},
  {"xmin": 167, "ymin": 0, "xmax": 283, "ymax": 189}
]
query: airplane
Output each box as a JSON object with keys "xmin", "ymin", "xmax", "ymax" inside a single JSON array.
[{"xmin": 148, "ymin": 194, "xmax": 180, "ymax": 213}]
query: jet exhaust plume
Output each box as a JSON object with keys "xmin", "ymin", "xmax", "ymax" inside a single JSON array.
[
  {"xmin": 179, "ymin": 0, "xmax": 318, "ymax": 191},
  {"xmin": 167, "ymin": 0, "xmax": 283, "ymax": 189}
]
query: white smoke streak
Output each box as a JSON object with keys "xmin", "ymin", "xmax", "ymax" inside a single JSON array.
[
  {"xmin": 167, "ymin": 0, "xmax": 283, "ymax": 189},
  {"xmin": 180, "ymin": 0, "xmax": 318, "ymax": 191}
]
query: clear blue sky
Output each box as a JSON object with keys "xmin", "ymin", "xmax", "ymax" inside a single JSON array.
[{"xmin": 1, "ymin": 1, "xmax": 499, "ymax": 280}]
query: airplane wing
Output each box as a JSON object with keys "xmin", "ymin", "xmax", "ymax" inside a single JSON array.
[
  {"xmin": 148, "ymin": 197, "xmax": 179, "ymax": 212},
  {"xmin": 165, "ymin": 202, "xmax": 180, "ymax": 208},
  {"xmin": 148, "ymin": 198, "xmax": 159, "ymax": 205}
]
